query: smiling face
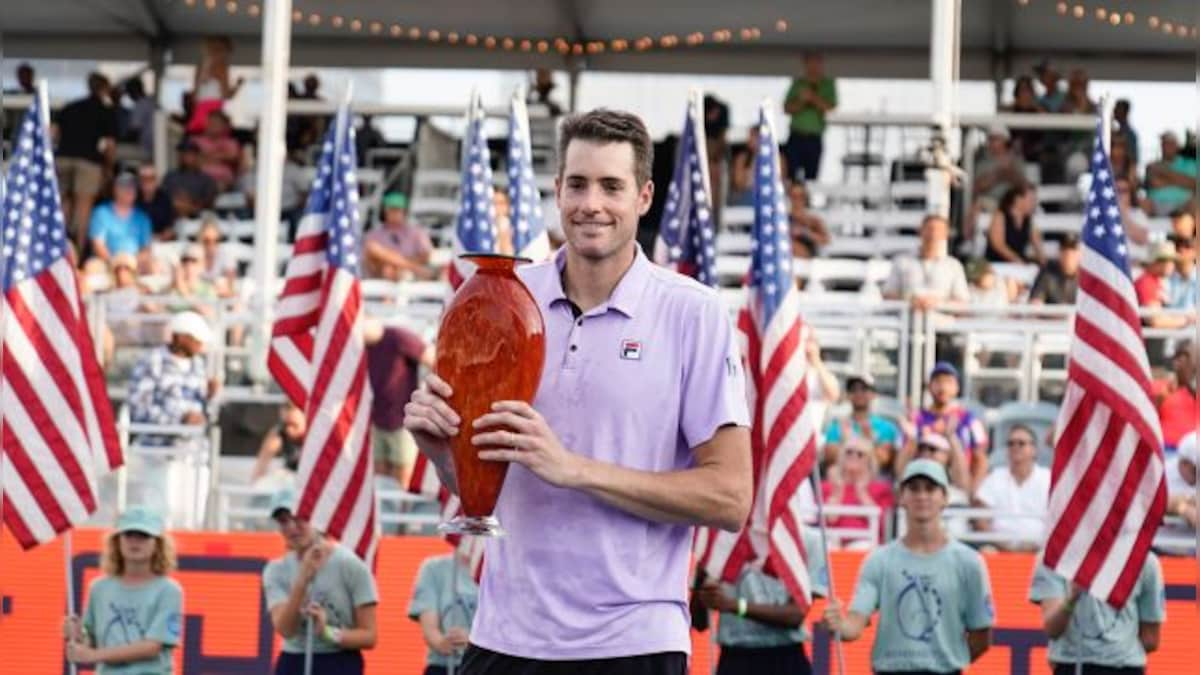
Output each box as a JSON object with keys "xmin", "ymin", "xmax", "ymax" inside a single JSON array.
[
  {"xmin": 555, "ymin": 139, "xmax": 652, "ymax": 263},
  {"xmin": 900, "ymin": 477, "xmax": 948, "ymax": 523},
  {"xmin": 274, "ymin": 512, "xmax": 316, "ymax": 552},
  {"xmin": 118, "ymin": 530, "xmax": 157, "ymax": 566}
]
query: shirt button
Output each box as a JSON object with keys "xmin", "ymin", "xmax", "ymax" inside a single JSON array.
[
  {"xmin": 576, "ymin": 319, "xmax": 583, "ymax": 326},
  {"xmin": 570, "ymin": 345, "xmax": 578, "ymax": 352}
]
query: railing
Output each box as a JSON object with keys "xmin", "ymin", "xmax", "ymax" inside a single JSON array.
[{"xmin": 214, "ymin": 484, "xmax": 443, "ymax": 533}]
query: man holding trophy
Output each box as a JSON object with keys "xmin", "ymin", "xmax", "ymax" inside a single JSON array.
[{"xmin": 405, "ymin": 109, "xmax": 752, "ymax": 674}]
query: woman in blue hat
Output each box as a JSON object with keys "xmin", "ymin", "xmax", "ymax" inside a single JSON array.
[{"xmin": 63, "ymin": 505, "xmax": 184, "ymax": 673}]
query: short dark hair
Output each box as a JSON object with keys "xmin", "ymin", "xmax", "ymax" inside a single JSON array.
[
  {"xmin": 1008, "ymin": 424, "xmax": 1036, "ymax": 444},
  {"xmin": 557, "ymin": 109, "xmax": 653, "ymax": 186}
]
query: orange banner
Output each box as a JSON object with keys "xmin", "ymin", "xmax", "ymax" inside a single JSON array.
[{"xmin": 0, "ymin": 529, "xmax": 1194, "ymax": 674}]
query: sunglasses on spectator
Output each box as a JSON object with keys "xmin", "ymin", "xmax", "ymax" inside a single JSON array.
[
  {"xmin": 1006, "ymin": 439, "xmax": 1032, "ymax": 448},
  {"xmin": 844, "ymin": 449, "xmax": 867, "ymax": 458},
  {"xmin": 200, "ymin": 237, "xmax": 219, "ymax": 245},
  {"xmin": 181, "ymin": 256, "xmax": 200, "ymax": 263},
  {"xmin": 917, "ymin": 444, "xmax": 947, "ymax": 454}
]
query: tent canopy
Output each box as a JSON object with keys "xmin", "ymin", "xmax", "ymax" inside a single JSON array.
[{"xmin": 3, "ymin": 0, "xmax": 1195, "ymax": 81}]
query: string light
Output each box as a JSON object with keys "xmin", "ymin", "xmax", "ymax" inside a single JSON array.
[
  {"xmin": 1035, "ymin": 3, "xmax": 1195, "ymax": 44},
  {"xmin": 1056, "ymin": 2, "xmax": 1068, "ymax": 15},
  {"xmin": 180, "ymin": 3, "xmax": 789, "ymax": 54},
  {"xmin": 1071, "ymin": 4, "xmax": 1085, "ymax": 19}
]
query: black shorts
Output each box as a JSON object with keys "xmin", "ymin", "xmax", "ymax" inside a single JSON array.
[
  {"xmin": 1052, "ymin": 664, "xmax": 1144, "ymax": 675},
  {"xmin": 274, "ymin": 650, "xmax": 364, "ymax": 675},
  {"xmin": 459, "ymin": 644, "xmax": 687, "ymax": 675},
  {"xmin": 717, "ymin": 644, "xmax": 811, "ymax": 675},
  {"xmin": 877, "ymin": 671, "xmax": 961, "ymax": 675}
]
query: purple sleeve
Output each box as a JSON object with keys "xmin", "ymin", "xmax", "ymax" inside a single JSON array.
[{"xmin": 679, "ymin": 294, "xmax": 751, "ymax": 449}]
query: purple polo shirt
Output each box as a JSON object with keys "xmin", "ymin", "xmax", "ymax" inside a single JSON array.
[{"xmin": 470, "ymin": 246, "xmax": 750, "ymax": 659}]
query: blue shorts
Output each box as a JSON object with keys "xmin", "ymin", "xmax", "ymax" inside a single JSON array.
[{"xmin": 275, "ymin": 650, "xmax": 364, "ymax": 675}]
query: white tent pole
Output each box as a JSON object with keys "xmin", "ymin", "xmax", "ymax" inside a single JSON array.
[
  {"xmin": 926, "ymin": 0, "xmax": 960, "ymax": 219},
  {"xmin": 249, "ymin": 0, "xmax": 294, "ymax": 384}
]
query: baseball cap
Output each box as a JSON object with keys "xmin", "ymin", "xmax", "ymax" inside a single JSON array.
[
  {"xmin": 846, "ymin": 373, "xmax": 876, "ymax": 390},
  {"xmin": 268, "ymin": 486, "xmax": 299, "ymax": 519},
  {"xmin": 116, "ymin": 505, "xmax": 165, "ymax": 537},
  {"xmin": 986, "ymin": 124, "xmax": 1010, "ymax": 141},
  {"xmin": 929, "ymin": 361, "xmax": 959, "ymax": 381},
  {"xmin": 113, "ymin": 172, "xmax": 137, "ymax": 189},
  {"xmin": 382, "ymin": 192, "xmax": 409, "ymax": 210},
  {"xmin": 181, "ymin": 243, "xmax": 205, "ymax": 262},
  {"xmin": 900, "ymin": 458, "xmax": 950, "ymax": 490},
  {"xmin": 166, "ymin": 311, "xmax": 213, "ymax": 346},
  {"xmin": 110, "ymin": 252, "xmax": 137, "ymax": 272},
  {"xmin": 1148, "ymin": 240, "xmax": 1177, "ymax": 262},
  {"xmin": 1178, "ymin": 432, "xmax": 1197, "ymax": 465}
]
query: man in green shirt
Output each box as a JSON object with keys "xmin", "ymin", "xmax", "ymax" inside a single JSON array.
[
  {"xmin": 261, "ymin": 488, "xmax": 379, "ymax": 675},
  {"xmin": 697, "ymin": 526, "xmax": 828, "ymax": 675},
  {"xmin": 1029, "ymin": 555, "xmax": 1165, "ymax": 675},
  {"xmin": 823, "ymin": 459, "xmax": 994, "ymax": 674},
  {"xmin": 783, "ymin": 53, "xmax": 837, "ymax": 182},
  {"xmin": 408, "ymin": 548, "xmax": 479, "ymax": 675}
]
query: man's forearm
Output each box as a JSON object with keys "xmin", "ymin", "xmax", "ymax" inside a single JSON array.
[
  {"xmin": 568, "ymin": 457, "xmax": 749, "ymax": 531},
  {"xmin": 94, "ymin": 640, "xmax": 162, "ymax": 664}
]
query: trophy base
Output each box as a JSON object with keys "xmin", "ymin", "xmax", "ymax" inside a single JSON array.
[{"xmin": 439, "ymin": 515, "xmax": 504, "ymax": 537}]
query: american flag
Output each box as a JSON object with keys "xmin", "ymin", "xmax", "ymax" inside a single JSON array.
[
  {"xmin": 1, "ymin": 94, "xmax": 122, "ymax": 548},
  {"xmin": 267, "ymin": 105, "xmax": 378, "ymax": 563},
  {"xmin": 737, "ymin": 103, "xmax": 817, "ymax": 609},
  {"xmin": 448, "ymin": 91, "xmax": 498, "ymax": 289},
  {"xmin": 655, "ymin": 93, "xmax": 718, "ymax": 287},
  {"xmin": 507, "ymin": 92, "xmax": 550, "ymax": 262},
  {"xmin": 407, "ymin": 458, "xmax": 485, "ymax": 580},
  {"xmin": 1043, "ymin": 124, "xmax": 1167, "ymax": 609}
]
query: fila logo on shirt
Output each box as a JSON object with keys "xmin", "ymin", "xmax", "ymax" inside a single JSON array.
[{"xmin": 620, "ymin": 339, "xmax": 642, "ymax": 360}]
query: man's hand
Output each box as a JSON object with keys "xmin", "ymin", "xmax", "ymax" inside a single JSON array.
[
  {"xmin": 473, "ymin": 401, "xmax": 582, "ymax": 488},
  {"xmin": 65, "ymin": 641, "xmax": 97, "ymax": 664},
  {"xmin": 62, "ymin": 615, "xmax": 84, "ymax": 642},
  {"xmin": 298, "ymin": 542, "xmax": 329, "ymax": 584},
  {"xmin": 696, "ymin": 579, "xmax": 736, "ymax": 613},
  {"xmin": 822, "ymin": 597, "xmax": 845, "ymax": 635},
  {"xmin": 911, "ymin": 294, "xmax": 937, "ymax": 312},
  {"xmin": 403, "ymin": 373, "xmax": 460, "ymax": 454}
]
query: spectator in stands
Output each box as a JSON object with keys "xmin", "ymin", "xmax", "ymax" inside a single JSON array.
[
  {"xmin": 364, "ymin": 193, "xmax": 436, "ymax": 281},
  {"xmin": 787, "ymin": 182, "xmax": 831, "ymax": 248},
  {"xmin": 529, "ymin": 68, "xmax": 564, "ymax": 117},
  {"xmin": 822, "ymin": 459, "xmax": 993, "ymax": 673},
  {"xmin": 821, "ymin": 436, "xmax": 895, "ymax": 542},
  {"xmin": 783, "ymin": 52, "xmax": 837, "ymax": 181},
  {"xmin": 883, "ymin": 214, "xmax": 970, "ymax": 310},
  {"xmin": 409, "ymin": 548, "xmax": 478, "ymax": 675},
  {"xmin": 262, "ymin": 487, "xmax": 379, "ymax": 675},
  {"xmin": 187, "ymin": 36, "xmax": 243, "ymax": 134},
  {"xmin": 120, "ymin": 76, "xmax": 156, "ymax": 159},
  {"xmin": 1113, "ymin": 98, "xmax": 1139, "ymax": 166},
  {"xmin": 823, "ymin": 373, "xmax": 901, "ymax": 478},
  {"xmin": 902, "ymin": 362, "xmax": 988, "ymax": 493},
  {"xmin": 1136, "ymin": 241, "xmax": 1193, "ymax": 330},
  {"xmin": 54, "ymin": 72, "xmax": 118, "ymax": 252},
  {"xmin": 170, "ymin": 243, "xmax": 225, "ymax": 315},
  {"xmin": 492, "ymin": 189, "xmax": 515, "ymax": 255},
  {"xmin": 1060, "ymin": 69, "xmax": 1097, "ymax": 176},
  {"xmin": 63, "ymin": 506, "xmax": 183, "ymax": 673},
  {"xmin": 985, "ymin": 182, "xmax": 1045, "ymax": 264},
  {"xmin": 364, "ymin": 319, "xmax": 434, "ymax": 487},
  {"xmin": 1153, "ymin": 340, "xmax": 1197, "ymax": 452},
  {"xmin": 1170, "ymin": 205, "xmax": 1196, "ymax": 240},
  {"xmin": 100, "ymin": 253, "xmax": 151, "ymax": 366},
  {"xmin": 128, "ymin": 311, "xmax": 215, "ymax": 430},
  {"xmin": 1034, "ymin": 60, "xmax": 1064, "ymax": 112},
  {"xmin": 1166, "ymin": 433, "xmax": 1197, "ymax": 529},
  {"xmin": 1115, "ymin": 177, "xmax": 1151, "ymax": 245},
  {"xmin": 136, "ymin": 162, "xmax": 159, "ymax": 221},
  {"xmin": 193, "ymin": 110, "xmax": 241, "ymax": 191},
  {"xmin": 1108, "ymin": 134, "xmax": 1138, "ymax": 188},
  {"xmin": 728, "ymin": 125, "xmax": 760, "ymax": 207},
  {"xmin": 970, "ymin": 424, "xmax": 1049, "ymax": 552},
  {"xmin": 251, "ymin": 402, "xmax": 307, "ymax": 484},
  {"xmin": 1003, "ymin": 76, "xmax": 1046, "ymax": 162},
  {"xmin": 695, "ymin": 526, "xmax": 827, "ymax": 674},
  {"xmin": 355, "ymin": 115, "xmax": 386, "ymax": 165},
  {"xmin": 1168, "ymin": 234, "xmax": 1196, "ymax": 310},
  {"xmin": 300, "ymin": 73, "xmax": 322, "ymax": 100},
  {"xmin": 970, "ymin": 125, "xmax": 1027, "ymax": 241},
  {"xmin": 966, "ymin": 258, "xmax": 1015, "ymax": 306},
  {"xmin": 7, "ymin": 61, "xmax": 35, "ymax": 94},
  {"xmin": 1145, "ymin": 132, "xmax": 1197, "ymax": 216},
  {"xmin": 1029, "ymin": 233, "xmax": 1081, "ymax": 305},
  {"xmin": 790, "ymin": 231, "xmax": 817, "ymax": 264},
  {"xmin": 152, "ymin": 139, "xmax": 219, "ymax": 236},
  {"xmin": 195, "ymin": 216, "xmax": 238, "ymax": 291},
  {"xmin": 87, "ymin": 172, "xmax": 153, "ymax": 272}
]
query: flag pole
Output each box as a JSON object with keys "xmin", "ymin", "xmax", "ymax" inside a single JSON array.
[
  {"xmin": 447, "ymin": 539, "xmax": 462, "ymax": 675},
  {"xmin": 65, "ymin": 528, "xmax": 79, "ymax": 675},
  {"xmin": 809, "ymin": 468, "xmax": 845, "ymax": 675}
]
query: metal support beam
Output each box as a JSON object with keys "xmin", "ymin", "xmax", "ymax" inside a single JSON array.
[
  {"xmin": 248, "ymin": 0, "xmax": 293, "ymax": 385},
  {"xmin": 926, "ymin": 0, "xmax": 961, "ymax": 220}
]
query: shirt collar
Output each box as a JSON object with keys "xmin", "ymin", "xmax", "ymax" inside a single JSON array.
[{"xmin": 545, "ymin": 244, "xmax": 652, "ymax": 318}]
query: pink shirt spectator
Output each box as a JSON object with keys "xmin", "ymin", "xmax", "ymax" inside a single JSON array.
[
  {"xmin": 364, "ymin": 226, "xmax": 433, "ymax": 276},
  {"xmin": 191, "ymin": 134, "xmax": 240, "ymax": 188},
  {"xmin": 820, "ymin": 480, "xmax": 894, "ymax": 537}
]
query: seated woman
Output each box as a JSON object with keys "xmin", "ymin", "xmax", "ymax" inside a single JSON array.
[
  {"xmin": 820, "ymin": 436, "xmax": 894, "ymax": 545},
  {"xmin": 985, "ymin": 182, "xmax": 1044, "ymax": 265},
  {"xmin": 251, "ymin": 402, "xmax": 307, "ymax": 483}
]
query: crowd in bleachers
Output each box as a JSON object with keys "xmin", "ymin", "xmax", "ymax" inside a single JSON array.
[{"xmin": 5, "ymin": 50, "xmax": 1195, "ymax": 555}]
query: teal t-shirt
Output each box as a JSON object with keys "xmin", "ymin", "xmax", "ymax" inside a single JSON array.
[
  {"xmin": 1148, "ymin": 156, "xmax": 1198, "ymax": 210},
  {"xmin": 407, "ymin": 554, "xmax": 480, "ymax": 667},
  {"xmin": 88, "ymin": 203, "xmax": 152, "ymax": 256},
  {"xmin": 717, "ymin": 527, "xmax": 828, "ymax": 648},
  {"xmin": 81, "ymin": 575, "xmax": 183, "ymax": 674},
  {"xmin": 262, "ymin": 544, "xmax": 379, "ymax": 654},
  {"xmin": 824, "ymin": 414, "xmax": 901, "ymax": 447},
  {"xmin": 849, "ymin": 539, "xmax": 994, "ymax": 673},
  {"xmin": 1028, "ymin": 556, "xmax": 1165, "ymax": 667}
]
